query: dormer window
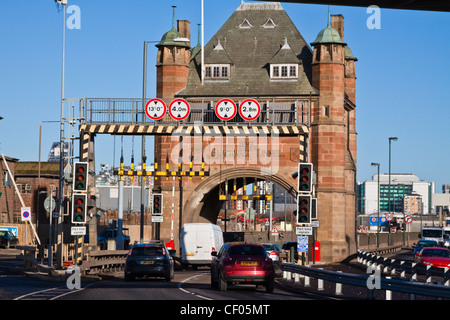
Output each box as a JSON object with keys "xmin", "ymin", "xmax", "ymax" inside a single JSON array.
[
  {"xmin": 205, "ymin": 64, "xmax": 230, "ymax": 80},
  {"xmin": 270, "ymin": 64, "xmax": 298, "ymax": 79}
]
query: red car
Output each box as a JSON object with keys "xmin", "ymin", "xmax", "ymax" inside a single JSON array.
[
  {"xmin": 210, "ymin": 243, "xmax": 275, "ymax": 293},
  {"xmin": 414, "ymin": 247, "xmax": 450, "ymax": 268}
]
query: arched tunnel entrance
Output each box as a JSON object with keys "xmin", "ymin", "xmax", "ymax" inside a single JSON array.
[{"xmin": 183, "ymin": 167, "xmax": 297, "ymax": 225}]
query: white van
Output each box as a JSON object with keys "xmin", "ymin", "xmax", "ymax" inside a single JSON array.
[
  {"xmin": 419, "ymin": 227, "xmax": 446, "ymax": 247},
  {"xmin": 180, "ymin": 223, "xmax": 224, "ymax": 267}
]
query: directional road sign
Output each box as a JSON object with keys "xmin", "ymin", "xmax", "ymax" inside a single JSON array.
[{"xmin": 145, "ymin": 98, "xmax": 167, "ymax": 120}]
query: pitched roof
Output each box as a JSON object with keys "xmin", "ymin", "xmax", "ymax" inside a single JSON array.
[{"xmin": 179, "ymin": 1, "xmax": 317, "ymax": 98}]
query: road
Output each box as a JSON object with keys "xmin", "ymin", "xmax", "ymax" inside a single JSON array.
[{"xmin": 0, "ymin": 249, "xmax": 310, "ymax": 306}]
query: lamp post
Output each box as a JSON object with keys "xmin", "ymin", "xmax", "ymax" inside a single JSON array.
[
  {"xmin": 388, "ymin": 137, "xmax": 398, "ymax": 246},
  {"xmin": 371, "ymin": 162, "xmax": 380, "ymax": 248}
]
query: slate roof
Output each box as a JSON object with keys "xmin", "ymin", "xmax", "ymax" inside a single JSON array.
[{"xmin": 178, "ymin": 2, "xmax": 317, "ymax": 98}]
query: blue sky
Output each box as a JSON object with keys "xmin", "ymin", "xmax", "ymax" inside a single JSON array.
[{"xmin": 0, "ymin": 0, "xmax": 449, "ymax": 192}]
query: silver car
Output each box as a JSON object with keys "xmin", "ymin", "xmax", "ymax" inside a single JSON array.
[{"xmin": 262, "ymin": 243, "xmax": 281, "ymax": 262}]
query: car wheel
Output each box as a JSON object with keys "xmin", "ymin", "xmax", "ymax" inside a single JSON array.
[
  {"xmin": 265, "ymin": 280, "xmax": 274, "ymax": 293},
  {"xmin": 218, "ymin": 272, "xmax": 227, "ymax": 292}
]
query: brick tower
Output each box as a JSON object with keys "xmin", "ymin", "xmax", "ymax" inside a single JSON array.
[
  {"xmin": 310, "ymin": 13, "xmax": 357, "ymax": 262},
  {"xmin": 154, "ymin": 7, "xmax": 190, "ymax": 240}
]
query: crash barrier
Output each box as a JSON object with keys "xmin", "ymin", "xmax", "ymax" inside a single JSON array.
[
  {"xmin": 357, "ymin": 249, "xmax": 450, "ymax": 286},
  {"xmin": 280, "ymin": 256, "xmax": 450, "ymax": 300},
  {"xmin": 79, "ymin": 250, "xmax": 129, "ymax": 274}
]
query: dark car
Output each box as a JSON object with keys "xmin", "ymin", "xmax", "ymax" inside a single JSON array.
[
  {"xmin": 413, "ymin": 240, "xmax": 439, "ymax": 255},
  {"xmin": 124, "ymin": 241, "xmax": 174, "ymax": 282},
  {"xmin": 97, "ymin": 228, "xmax": 130, "ymax": 250},
  {"xmin": 210, "ymin": 243, "xmax": 275, "ymax": 293},
  {"xmin": 0, "ymin": 230, "xmax": 19, "ymax": 249},
  {"xmin": 282, "ymin": 241, "xmax": 298, "ymax": 262}
]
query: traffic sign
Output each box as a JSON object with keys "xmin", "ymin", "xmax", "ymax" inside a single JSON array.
[
  {"xmin": 405, "ymin": 215, "xmax": 413, "ymax": 224},
  {"xmin": 239, "ymin": 99, "xmax": 260, "ymax": 121},
  {"xmin": 169, "ymin": 99, "xmax": 190, "ymax": 121},
  {"xmin": 386, "ymin": 213, "xmax": 394, "ymax": 221},
  {"xmin": 44, "ymin": 196, "xmax": 56, "ymax": 212},
  {"xmin": 297, "ymin": 236, "xmax": 308, "ymax": 253},
  {"xmin": 21, "ymin": 207, "xmax": 31, "ymax": 222},
  {"xmin": 71, "ymin": 226, "xmax": 86, "ymax": 236},
  {"xmin": 145, "ymin": 98, "xmax": 167, "ymax": 120},
  {"xmin": 270, "ymin": 225, "xmax": 279, "ymax": 236},
  {"xmin": 296, "ymin": 226, "xmax": 313, "ymax": 235},
  {"xmin": 215, "ymin": 99, "xmax": 237, "ymax": 121}
]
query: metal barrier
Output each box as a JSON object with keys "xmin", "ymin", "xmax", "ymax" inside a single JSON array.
[
  {"xmin": 80, "ymin": 250, "xmax": 129, "ymax": 275},
  {"xmin": 280, "ymin": 256, "xmax": 450, "ymax": 300},
  {"xmin": 357, "ymin": 249, "xmax": 450, "ymax": 286}
]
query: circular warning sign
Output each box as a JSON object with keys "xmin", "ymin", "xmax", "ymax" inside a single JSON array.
[
  {"xmin": 215, "ymin": 99, "xmax": 237, "ymax": 121},
  {"xmin": 239, "ymin": 99, "xmax": 261, "ymax": 121},
  {"xmin": 169, "ymin": 99, "xmax": 190, "ymax": 121},
  {"xmin": 145, "ymin": 98, "xmax": 166, "ymax": 120},
  {"xmin": 386, "ymin": 213, "xmax": 394, "ymax": 221},
  {"xmin": 405, "ymin": 215, "xmax": 413, "ymax": 224}
]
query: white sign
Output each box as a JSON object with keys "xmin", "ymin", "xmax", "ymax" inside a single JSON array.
[
  {"xmin": 296, "ymin": 226, "xmax": 313, "ymax": 236},
  {"xmin": 21, "ymin": 207, "xmax": 31, "ymax": 222},
  {"xmin": 215, "ymin": 99, "xmax": 237, "ymax": 121},
  {"xmin": 152, "ymin": 215, "xmax": 164, "ymax": 223},
  {"xmin": 169, "ymin": 98, "xmax": 190, "ymax": 121},
  {"xmin": 145, "ymin": 98, "xmax": 167, "ymax": 120},
  {"xmin": 239, "ymin": 99, "xmax": 261, "ymax": 121},
  {"xmin": 297, "ymin": 236, "xmax": 308, "ymax": 253},
  {"xmin": 310, "ymin": 220, "xmax": 320, "ymax": 228},
  {"xmin": 270, "ymin": 225, "xmax": 279, "ymax": 236},
  {"xmin": 71, "ymin": 226, "xmax": 86, "ymax": 236}
]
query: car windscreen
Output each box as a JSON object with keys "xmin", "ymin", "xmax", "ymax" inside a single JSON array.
[
  {"xmin": 422, "ymin": 230, "xmax": 443, "ymax": 238},
  {"xmin": 228, "ymin": 245, "xmax": 266, "ymax": 256},
  {"xmin": 422, "ymin": 249, "xmax": 450, "ymax": 258},
  {"xmin": 131, "ymin": 246, "xmax": 165, "ymax": 256}
]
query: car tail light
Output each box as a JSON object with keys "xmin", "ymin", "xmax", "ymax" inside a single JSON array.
[{"xmin": 269, "ymin": 251, "xmax": 277, "ymax": 256}]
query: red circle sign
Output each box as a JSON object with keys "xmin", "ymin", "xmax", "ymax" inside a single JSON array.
[
  {"xmin": 169, "ymin": 99, "xmax": 190, "ymax": 121},
  {"xmin": 239, "ymin": 99, "xmax": 261, "ymax": 121},
  {"xmin": 145, "ymin": 98, "xmax": 167, "ymax": 120},
  {"xmin": 215, "ymin": 99, "xmax": 237, "ymax": 121}
]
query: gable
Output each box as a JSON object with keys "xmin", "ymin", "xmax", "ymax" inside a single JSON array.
[{"xmin": 179, "ymin": 2, "xmax": 316, "ymax": 98}]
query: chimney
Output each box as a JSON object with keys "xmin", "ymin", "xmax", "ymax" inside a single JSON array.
[
  {"xmin": 177, "ymin": 20, "xmax": 191, "ymax": 47},
  {"xmin": 331, "ymin": 14, "xmax": 344, "ymax": 41}
]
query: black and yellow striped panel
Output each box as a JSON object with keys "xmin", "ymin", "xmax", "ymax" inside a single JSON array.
[{"xmin": 79, "ymin": 124, "xmax": 309, "ymax": 136}]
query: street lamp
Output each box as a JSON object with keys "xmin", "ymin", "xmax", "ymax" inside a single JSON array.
[
  {"xmin": 371, "ymin": 162, "xmax": 380, "ymax": 248},
  {"xmin": 388, "ymin": 136, "xmax": 398, "ymax": 246}
]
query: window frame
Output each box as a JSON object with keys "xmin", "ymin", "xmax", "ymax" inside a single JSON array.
[{"xmin": 270, "ymin": 63, "xmax": 298, "ymax": 79}]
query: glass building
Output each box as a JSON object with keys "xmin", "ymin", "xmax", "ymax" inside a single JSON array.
[{"xmin": 358, "ymin": 174, "xmax": 433, "ymax": 215}]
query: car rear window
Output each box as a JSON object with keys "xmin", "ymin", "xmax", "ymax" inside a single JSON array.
[
  {"xmin": 228, "ymin": 245, "xmax": 266, "ymax": 256},
  {"xmin": 422, "ymin": 249, "xmax": 450, "ymax": 257},
  {"xmin": 131, "ymin": 246, "xmax": 165, "ymax": 256}
]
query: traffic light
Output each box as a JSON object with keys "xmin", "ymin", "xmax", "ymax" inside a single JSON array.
[
  {"xmin": 72, "ymin": 193, "xmax": 87, "ymax": 224},
  {"xmin": 73, "ymin": 162, "xmax": 88, "ymax": 192},
  {"xmin": 297, "ymin": 194, "xmax": 311, "ymax": 224},
  {"xmin": 298, "ymin": 163, "xmax": 313, "ymax": 193},
  {"xmin": 152, "ymin": 194, "xmax": 163, "ymax": 215}
]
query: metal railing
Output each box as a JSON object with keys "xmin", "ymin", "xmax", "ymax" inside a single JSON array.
[
  {"xmin": 280, "ymin": 250, "xmax": 450, "ymax": 300},
  {"xmin": 81, "ymin": 98, "xmax": 310, "ymax": 127}
]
